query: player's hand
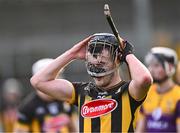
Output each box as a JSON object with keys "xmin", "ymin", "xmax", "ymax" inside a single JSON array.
[
  {"xmin": 70, "ymin": 36, "xmax": 92, "ymax": 60},
  {"xmin": 120, "ymin": 41, "xmax": 134, "ymax": 62}
]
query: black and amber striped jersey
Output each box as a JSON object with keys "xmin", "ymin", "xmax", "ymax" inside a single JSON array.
[
  {"xmin": 69, "ymin": 81, "xmax": 145, "ymax": 132},
  {"xmin": 14, "ymin": 92, "xmax": 76, "ymax": 133}
]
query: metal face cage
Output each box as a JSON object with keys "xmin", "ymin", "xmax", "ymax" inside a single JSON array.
[{"xmin": 86, "ymin": 39, "xmax": 119, "ymax": 77}]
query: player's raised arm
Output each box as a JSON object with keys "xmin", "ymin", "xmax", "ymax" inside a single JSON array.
[
  {"xmin": 103, "ymin": 4, "xmax": 152, "ymax": 100},
  {"xmin": 121, "ymin": 41, "xmax": 153, "ymax": 100},
  {"xmin": 30, "ymin": 36, "xmax": 92, "ymax": 102}
]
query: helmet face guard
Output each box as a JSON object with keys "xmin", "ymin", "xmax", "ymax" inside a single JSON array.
[{"xmin": 86, "ymin": 33, "xmax": 120, "ymax": 77}]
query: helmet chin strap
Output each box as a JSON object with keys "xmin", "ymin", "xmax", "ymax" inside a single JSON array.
[
  {"xmin": 164, "ymin": 61, "xmax": 175, "ymax": 77},
  {"xmin": 87, "ymin": 65, "xmax": 119, "ymax": 77}
]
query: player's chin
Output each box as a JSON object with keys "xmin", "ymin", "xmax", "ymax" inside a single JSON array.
[{"xmin": 94, "ymin": 76, "xmax": 104, "ymax": 81}]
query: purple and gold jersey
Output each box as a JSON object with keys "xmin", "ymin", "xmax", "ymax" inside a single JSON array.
[{"xmin": 139, "ymin": 84, "xmax": 180, "ymax": 132}]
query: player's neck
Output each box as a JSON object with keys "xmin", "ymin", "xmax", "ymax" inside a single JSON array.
[
  {"xmin": 157, "ymin": 79, "xmax": 175, "ymax": 94},
  {"xmin": 102, "ymin": 73, "xmax": 122, "ymax": 91}
]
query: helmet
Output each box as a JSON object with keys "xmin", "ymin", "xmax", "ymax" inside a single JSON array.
[
  {"xmin": 88, "ymin": 33, "xmax": 119, "ymax": 47},
  {"xmin": 2, "ymin": 78, "xmax": 23, "ymax": 104},
  {"xmin": 32, "ymin": 58, "xmax": 54, "ymax": 75},
  {"xmin": 145, "ymin": 47, "xmax": 178, "ymax": 77},
  {"xmin": 3, "ymin": 78, "xmax": 22, "ymax": 96},
  {"xmin": 86, "ymin": 33, "xmax": 121, "ymax": 77}
]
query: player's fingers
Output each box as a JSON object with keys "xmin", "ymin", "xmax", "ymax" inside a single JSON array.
[
  {"xmin": 83, "ymin": 35, "xmax": 92, "ymax": 44},
  {"xmin": 72, "ymin": 36, "xmax": 91, "ymax": 52},
  {"xmin": 78, "ymin": 35, "xmax": 92, "ymax": 46}
]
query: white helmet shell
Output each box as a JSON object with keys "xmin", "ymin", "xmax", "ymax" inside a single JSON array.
[
  {"xmin": 32, "ymin": 58, "xmax": 54, "ymax": 75},
  {"xmin": 145, "ymin": 47, "xmax": 178, "ymax": 77},
  {"xmin": 151, "ymin": 47, "xmax": 178, "ymax": 65}
]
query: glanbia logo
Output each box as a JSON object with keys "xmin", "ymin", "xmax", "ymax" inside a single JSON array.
[{"xmin": 81, "ymin": 99, "xmax": 117, "ymax": 118}]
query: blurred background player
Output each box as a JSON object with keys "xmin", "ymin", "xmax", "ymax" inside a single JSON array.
[
  {"xmin": 13, "ymin": 58, "xmax": 78, "ymax": 133},
  {"xmin": 136, "ymin": 47, "xmax": 180, "ymax": 132},
  {"xmin": 1, "ymin": 78, "xmax": 23, "ymax": 132}
]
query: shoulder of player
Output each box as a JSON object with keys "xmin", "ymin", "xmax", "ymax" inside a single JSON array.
[
  {"xmin": 119, "ymin": 81, "xmax": 132, "ymax": 94},
  {"xmin": 141, "ymin": 84, "xmax": 157, "ymax": 101},
  {"xmin": 173, "ymin": 85, "xmax": 180, "ymax": 91},
  {"xmin": 146, "ymin": 84, "xmax": 157, "ymax": 94},
  {"xmin": 172, "ymin": 85, "xmax": 180, "ymax": 98}
]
